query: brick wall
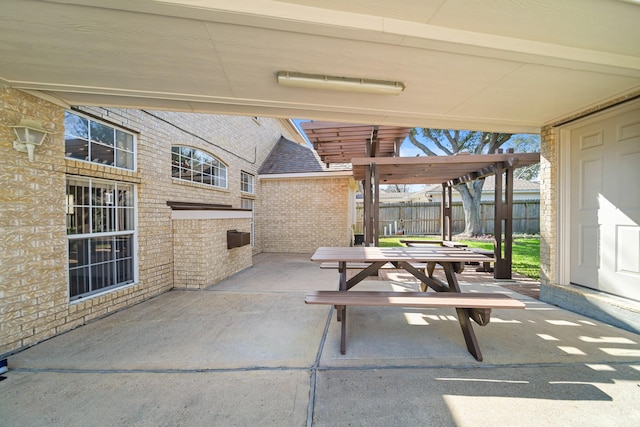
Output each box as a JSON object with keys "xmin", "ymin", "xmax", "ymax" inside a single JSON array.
[
  {"xmin": 259, "ymin": 176, "xmax": 353, "ymax": 253},
  {"xmin": 173, "ymin": 217, "xmax": 252, "ymax": 289},
  {"xmin": 1, "ymin": 87, "xmax": 302, "ymax": 356},
  {"xmin": 1, "ymin": 86, "xmax": 68, "ymax": 355},
  {"xmin": 539, "ymin": 124, "xmax": 556, "ymax": 286}
]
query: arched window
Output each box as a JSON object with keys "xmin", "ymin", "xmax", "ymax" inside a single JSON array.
[{"xmin": 171, "ymin": 146, "xmax": 227, "ymax": 189}]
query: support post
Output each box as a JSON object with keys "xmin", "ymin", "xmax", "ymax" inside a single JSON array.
[
  {"xmin": 364, "ymin": 165, "xmax": 372, "ymax": 246},
  {"xmin": 441, "ymin": 183, "xmax": 453, "ymax": 241},
  {"xmin": 493, "ymin": 163, "xmax": 514, "ymax": 279},
  {"xmin": 503, "ymin": 165, "xmax": 514, "ymax": 278},
  {"xmin": 373, "ymin": 163, "xmax": 380, "ymax": 246}
]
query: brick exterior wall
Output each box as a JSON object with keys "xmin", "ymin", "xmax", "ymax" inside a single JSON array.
[
  {"xmin": 1, "ymin": 86, "xmax": 68, "ymax": 355},
  {"xmin": 173, "ymin": 217, "xmax": 252, "ymax": 289},
  {"xmin": 259, "ymin": 176, "xmax": 353, "ymax": 253},
  {"xmin": 539, "ymin": 124, "xmax": 556, "ymax": 286},
  {"xmin": 1, "ymin": 87, "xmax": 304, "ymax": 356}
]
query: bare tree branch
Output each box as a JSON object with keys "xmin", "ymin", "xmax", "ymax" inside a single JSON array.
[
  {"xmin": 422, "ymin": 129, "xmax": 454, "ymax": 155},
  {"xmin": 408, "ymin": 132, "xmax": 439, "ymax": 156}
]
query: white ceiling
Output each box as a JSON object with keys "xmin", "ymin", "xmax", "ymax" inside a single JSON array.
[{"xmin": 1, "ymin": 0, "xmax": 639, "ymax": 133}]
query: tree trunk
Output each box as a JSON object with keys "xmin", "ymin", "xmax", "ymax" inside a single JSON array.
[{"xmin": 454, "ymin": 179, "xmax": 485, "ymax": 236}]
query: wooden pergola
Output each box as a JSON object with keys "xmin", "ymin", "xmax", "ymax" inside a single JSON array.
[
  {"xmin": 300, "ymin": 121, "xmax": 411, "ymax": 164},
  {"xmin": 352, "ymin": 152, "xmax": 540, "ymax": 279},
  {"xmin": 300, "ymin": 122, "xmax": 540, "ymax": 279}
]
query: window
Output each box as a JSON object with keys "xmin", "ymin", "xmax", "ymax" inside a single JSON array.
[
  {"xmin": 171, "ymin": 146, "xmax": 227, "ymax": 189},
  {"xmin": 66, "ymin": 177, "xmax": 136, "ymax": 300},
  {"xmin": 241, "ymin": 171, "xmax": 254, "ymax": 194},
  {"xmin": 64, "ymin": 111, "xmax": 135, "ymax": 170}
]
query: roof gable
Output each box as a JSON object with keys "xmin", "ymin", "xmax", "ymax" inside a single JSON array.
[{"xmin": 258, "ymin": 136, "xmax": 324, "ymax": 174}]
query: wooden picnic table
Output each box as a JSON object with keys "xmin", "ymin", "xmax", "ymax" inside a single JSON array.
[{"xmin": 308, "ymin": 246, "xmax": 525, "ymax": 361}]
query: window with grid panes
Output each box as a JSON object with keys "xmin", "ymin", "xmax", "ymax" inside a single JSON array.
[
  {"xmin": 64, "ymin": 111, "xmax": 135, "ymax": 170},
  {"xmin": 241, "ymin": 171, "xmax": 254, "ymax": 194},
  {"xmin": 66, "ymin": 177, "xmax": 136, "ymax": 300},
  {"xmin": 171, "ymin": 146, "xmax": 227, "ymax": 189}
]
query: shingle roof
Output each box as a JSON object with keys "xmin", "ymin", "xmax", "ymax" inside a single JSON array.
[{"xmin": 258, "ymin": 136, "xmax": 324, "ymax": 174}]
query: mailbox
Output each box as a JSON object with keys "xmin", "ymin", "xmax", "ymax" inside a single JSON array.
[{"xmin": 227, "ymin": 230, "xmax": 251, "ymax": 249}]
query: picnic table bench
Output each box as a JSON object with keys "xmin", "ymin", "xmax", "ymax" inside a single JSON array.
[
  {"xmin": 306, "ymin": 291, "xmax": 525, "ymax": 356},
  {"xmin": 319, "ymin": 261, "xmax": 428, "ymax": 271},
  {"xmin": 399, "ymin": 239, "xmax": 468, "ymax": 248},
  {"xmin": 467, "ymin": 248, "xmax": 495, "ymax": 272}
]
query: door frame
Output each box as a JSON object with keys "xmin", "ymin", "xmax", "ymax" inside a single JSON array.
[{"xmin": 557, "ymin": 98, "xmax": 640, "ymax": 287}]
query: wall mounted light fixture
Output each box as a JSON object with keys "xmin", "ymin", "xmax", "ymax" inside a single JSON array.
[
  {"xmin": 10, "ymin": 119, "xmax": 50, "ymax": 162},
  {"xmin": 277, "ymin": 71, "xmax": 406, "ymax": 95}
]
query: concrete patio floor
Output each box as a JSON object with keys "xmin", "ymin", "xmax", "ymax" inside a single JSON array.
[{"xmin": 2, "ymin": 253, "xmax": 640, "ymax": 426}]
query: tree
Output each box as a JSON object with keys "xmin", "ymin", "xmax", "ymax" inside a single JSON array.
[
  {"xmin": 407, "ymin": 129, "xmax": 513, "ymax": 236},
  {"xmin": 510, "ymin": 134, "xmax": 541, "ymax": 181},
  {"xmin": 382, "ymin": 184, "xmax": 412, "ymax": 193}
]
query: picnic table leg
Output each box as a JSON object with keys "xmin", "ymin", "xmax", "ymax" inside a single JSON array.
[
  {"xmin": 337, "ymin": 262, "xmax": 346, "ymax": 322},
  {"xmin": 455, "ymin": 308, "xmax": 483, "ymax": 362},
  {"xmin": 345, "ymin": 261, "xmax": 387, "ymax": 290},
  {"xmin": 398, "ymin": 262, "xmax": 445, "ymax": 292},
  {"xmin": 337, "ymin": 305, "xmax": 347, "ymax": 354},
  {"xmin": 339, "ymin": 261, "xmax": 347, "ymax": 291},
  {"xmin": 442, "ymin": 262, "xmax": 483, "ymax": 362},
  {"xmin": 427, "ymin": 262, "xmax": 436, "ymax": 278}
]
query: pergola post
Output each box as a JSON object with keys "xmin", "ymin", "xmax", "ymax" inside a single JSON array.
[
  {"xmin": 363, "ymin": 164, "xmax": 372, "ymax": 246},
  {"xmin": 493, "ymin": 162, "xmax": 514, "ymax": 279},
  {"xmin": 373, "ymin": 163, "xmax": 380, "ymax": 246},
  {"xmin": 441, "ymin": 183, "xmax": 453, "ymax": 241},
  {"xmin": 362, "ymin": 162, "xmax": 380, "ymax": 247}
]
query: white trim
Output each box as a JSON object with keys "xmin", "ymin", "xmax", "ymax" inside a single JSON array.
[
  {"xmin": 171, "ymin": 210, "xmax": 252, "ymax": 220},
  {"xmin": 283, "ymin": 119, "xmax": 309, "ymax": 145},
  {"xmin": 69, "ymin": 281, "xmax": 140, "ymax": 305},
  {"xmin": 259, "ymin": 171, "xmax": 352, "ymax": 180},
  {"xmin": 22, "ymin": 89, "xmax": 71, "ymax": 108}
]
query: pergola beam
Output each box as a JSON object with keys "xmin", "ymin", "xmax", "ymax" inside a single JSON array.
[{"xmin": 301, "ymin": 122, "xmax": 411, "ymax": 164}]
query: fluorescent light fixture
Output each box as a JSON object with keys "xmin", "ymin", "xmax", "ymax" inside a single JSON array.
[{"xmin": 277, "ymin": 71, "xmax": 405, "ymax": 95}]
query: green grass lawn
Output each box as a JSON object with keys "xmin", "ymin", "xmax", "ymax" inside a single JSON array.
[{"xmin": 378, "ymin": 236, "xmax": 540, "ymax": 280}]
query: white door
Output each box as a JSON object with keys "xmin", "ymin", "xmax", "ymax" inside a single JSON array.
[{"xmin": 569, "ymin": 100, "xmax": 640, "ymax": 301}]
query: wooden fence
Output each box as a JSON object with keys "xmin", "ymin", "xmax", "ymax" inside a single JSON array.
[{"xmin": 355, "ymin": 200, "xmax": 539, "ymax": 236}]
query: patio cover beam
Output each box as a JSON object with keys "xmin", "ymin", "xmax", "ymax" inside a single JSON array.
[{"xmin": 351, "ymin": 153, "xmax": 539, "ymax": 185}]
